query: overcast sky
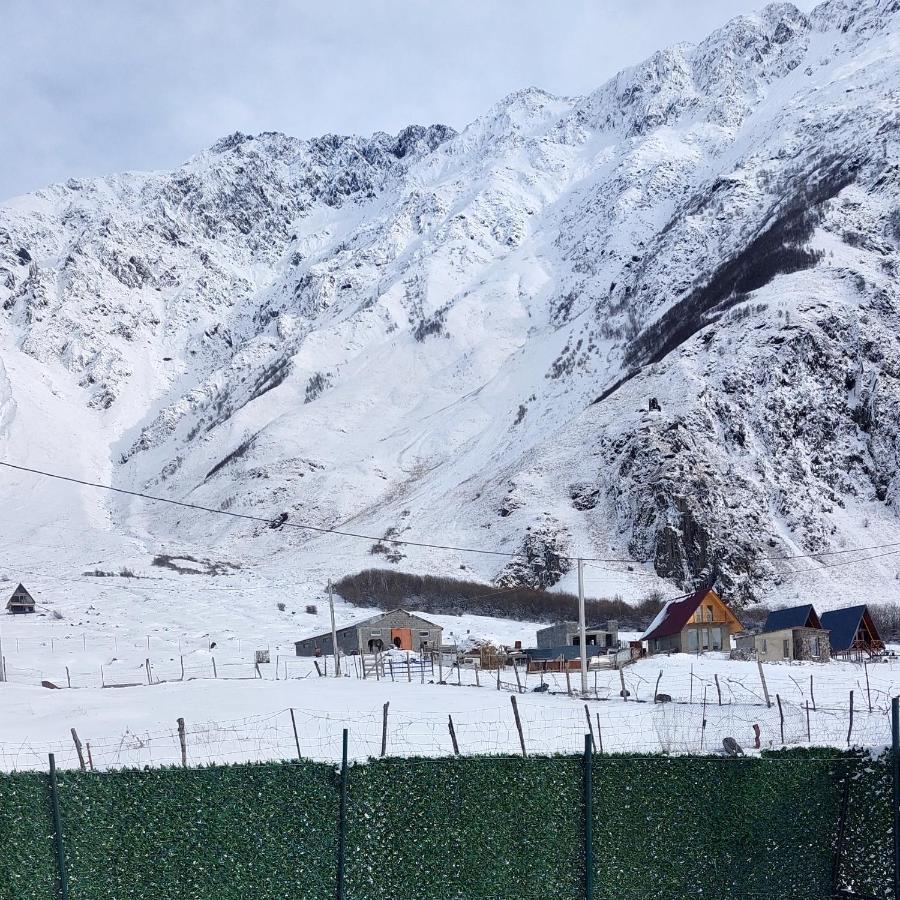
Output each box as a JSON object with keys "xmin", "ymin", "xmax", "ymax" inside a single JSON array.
[{"xmin": 4, "ymin": 0, "xmax": 818, "ymax": 201}]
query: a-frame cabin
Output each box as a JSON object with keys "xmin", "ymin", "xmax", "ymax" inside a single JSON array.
[{"xmin": 6, "ymin": 583, "xmax": 35, "ymax": 614}]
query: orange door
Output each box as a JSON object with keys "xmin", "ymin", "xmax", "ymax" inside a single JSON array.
[{"xmin": 391, "ymin": 628, "xmax": 413, "ymax": 650}]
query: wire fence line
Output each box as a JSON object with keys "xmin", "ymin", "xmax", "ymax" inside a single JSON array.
[{"xmin": 2, "ymin": 686, "xmax": 892, "ymax": 774}]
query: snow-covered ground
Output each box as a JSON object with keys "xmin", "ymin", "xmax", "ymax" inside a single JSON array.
[{"xmin": 1, "ymin": 638, "xmax": 895, "ymax": 771}]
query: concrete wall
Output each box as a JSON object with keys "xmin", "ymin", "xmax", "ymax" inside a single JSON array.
[{"xmin": 754, "ymin": 627, "xmax": 830, "ymax": 662}]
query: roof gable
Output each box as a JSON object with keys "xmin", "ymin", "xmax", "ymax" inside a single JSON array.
[
  {"xmin": 7, "ymin": 584, "xmax": 34, "ymax": 604},
  {"xmin": 641, "ymin": 588, "xmax": 740, "ymax": 642},
  {"xmin": 820, "ymin": 605, "xmax": 882, "ymax": 651},
  {"xmin": 763, "ymin": 604, "xmax": 821, "ymax": 633}
]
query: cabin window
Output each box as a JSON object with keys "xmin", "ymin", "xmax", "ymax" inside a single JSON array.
[
  {"xmin": 783, "ymin": 639, "xmax": 790, "ymax": 658},
  {"xmin": 811, "ymin": 637, "xmax": 820, "ymax": 656},
  {"xmin": 687, "ymin": 630, "xmax": 699, "ymax": 651},
  {"xmin": 419, "ymin": 631, "xmax": 430, "ymax": 637},
  {"xmin": 712, "ymin": 629, "xmax": 722, "ymax": 651},
  {"xmin": 370, "ymin": 630, "xmax": 382, "ymax": 637},
  {"xmin": 706, "ymin": 606, "xmax": 714, "ymax": 622},
  {"xmin": 586, "ymin": 634, "xmax": 596, "ymax": 645}
]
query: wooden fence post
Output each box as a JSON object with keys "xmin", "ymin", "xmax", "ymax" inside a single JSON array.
[
  {"xmin": 180, "ymin": 656, "xmax": 185, "ymax": 681},
  {"xmin": 65, "ymin": 666, "xmax": 71, "ymax": 689},
  {"xmin": 619, "ymin": 667, "xmax": 628, "ymax": 701},
  {"xmin": 513, "ymin": 661, "xmax": 522, "ymax": 694},
  {"xmin": 806, "ymin": 700, "xmax": 811, "ymax": 743},
  {"xmin": 381, "ymin": 702, "xmax": 389, "ymax": 758},
  {"xmin": 865, "ymin": 662, "xmax": 872, "ymax": 712},
  {"xmin": 70, "ymin": 728, "xmax": 85, "ymax": 771},
  {"xmin": 212, "ymin": 657, "xmax": 218, "ymax": 679},
  {"xmin": 654, "ymin": 671, "xmax": 662, "ymax": 703},
  {"xmin": 776, "ymin": 694, "xmax": 784, "ymax": 746},
  {"xmin": 584, "ymin": 704, "xmax": 596, "ymax": 752},
  {"xmin": 177, "ymin": 717, "xmax": 187, "ymax": 767},
  {"xmin": 810, "ymin": 674, "xmax": 816, "ymax": 711},
  {"xmin": 448, "ymin": 715, "xmax": 460, "ymax": 755},
  {"xmin": 510, "ymin": 695, "xmax": 526, "ymax": 757},
  {"xmin": 86, "ymin": 743, "xmax": 94, "ymax": 771},
  {"xmin": 289, "ymin": 708, "xmax": 301, "ymax": 761},
  {"xmin": 714, "ymin": 674, "xmax": 722, "ymax": 706},
  {"xmin": 565, "ymin": 665, "xmax": 572, "ymax": 697},
  {"xmin": 595, "ymin": 712, "xmax": 603, "ymax": 754},
  {"xmin": 757, "ymin": 660, "xmax": 771, "ymax": 708},
  {"xmin": 847, "ymin": 691, "xmax": 854, "ymax": 747}
]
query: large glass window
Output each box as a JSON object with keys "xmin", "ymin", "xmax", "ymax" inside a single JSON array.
[{"xmin": 687, "ymin": 629, "xmax": 699, "ymax": 651}]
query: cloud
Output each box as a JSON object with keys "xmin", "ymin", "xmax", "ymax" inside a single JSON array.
[{"xmin": 2, "ymin": 0, "xmax": 818, "ymax": 200}]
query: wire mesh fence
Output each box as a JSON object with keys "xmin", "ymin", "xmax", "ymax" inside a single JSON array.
[{"xmin": 0, "ymin": 745, "xmax": 894, "ymax": 899}]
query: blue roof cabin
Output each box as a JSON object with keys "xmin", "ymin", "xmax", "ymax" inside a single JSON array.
[{"xmin": 819, "ymin": 605, "xmax": 884, "ymax": 659}]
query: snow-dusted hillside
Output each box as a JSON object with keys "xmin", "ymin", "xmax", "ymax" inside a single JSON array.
[{"xmin": 2, "ymin": 0, "xmax": 900, "ymax": 619}]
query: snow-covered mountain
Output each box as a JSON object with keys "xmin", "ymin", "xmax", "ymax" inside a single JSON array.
[{"xmin": 3, "ymin": 0, "xmax": 900, "ymax": 608}]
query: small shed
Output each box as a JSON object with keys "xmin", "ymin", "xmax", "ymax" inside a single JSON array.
[
  {"xmin": 755, "ymin": 605, "xmax": 830, "ymax": 662},
  {"xmin": 820, "ymin": 605, "xmax": 884, "ymax": 659},
  {"xmin": 641, "ymin": 587, "xmax": 742, "ymax": 655},
  {"xmin": 6, "ymin": 583, "xmax": 35, "ymax": 614}
]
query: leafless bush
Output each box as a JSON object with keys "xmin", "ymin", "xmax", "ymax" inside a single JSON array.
[
  {"xmin": 305, "ymin": 604, "xmax": 318, "ymax": 615},
  {"xmin": 276, "ymin": 602, "xmax": 286, "ymax": 612}
]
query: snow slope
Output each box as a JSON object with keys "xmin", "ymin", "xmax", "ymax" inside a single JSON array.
[{"xmin": 1, "ymin": 0, "xmax": 900, "ymax": 642}]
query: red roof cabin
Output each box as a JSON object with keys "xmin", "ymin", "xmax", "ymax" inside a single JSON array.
[{"xmin": 641, "ymin": 587, "xmax": 742, "ymax": 655}]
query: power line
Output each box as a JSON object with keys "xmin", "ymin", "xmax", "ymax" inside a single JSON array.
[
  {"xmin": 0, "ymin": 460, "xmax": 647, "ymax": 566},
  {"xmin": 5, "ymin": 459, "xmax": 900, "ymax": 579}
]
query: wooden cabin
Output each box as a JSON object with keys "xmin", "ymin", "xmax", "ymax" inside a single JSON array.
[
  {"xmin": 641, "ymin": 587, "xmax": 742, "ymax": 655},
  {"xmin": 819, "ymin": 605, "xmax": 884, "ymax": 659},
  {"xmin": 755, "ymin": 604, "xmax": 830, "ymax": 662},
  {"xmin": 6, "ymin": 583, "xmax": 35, "ymax": 614}
]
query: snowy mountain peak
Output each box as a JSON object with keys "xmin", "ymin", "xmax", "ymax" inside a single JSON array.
[{"xmin": 2, "ymin": 1, "xmax": 900, "ymax": 610}]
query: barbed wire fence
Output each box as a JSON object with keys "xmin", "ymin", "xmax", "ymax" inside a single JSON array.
[{"xmin": 3, "ymin": 684, "xmax": 892, "ymax": 774}]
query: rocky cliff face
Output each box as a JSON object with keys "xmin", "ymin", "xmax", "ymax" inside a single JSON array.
[{"xmin": 2, "ymin": 0, "xmax": 900, "ymax": 606}]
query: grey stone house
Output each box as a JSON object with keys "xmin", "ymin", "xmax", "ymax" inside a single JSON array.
[
  {"xmin": 536, "ymin": 621, "xmax": 619, "ymax": 650},
  {"xmin": 294, "ymin": 608, "xmax": 442, "ymax": 657},
  {"xmin": 754, "ymin": 605, "xmax": 831, "ymax": 662}
]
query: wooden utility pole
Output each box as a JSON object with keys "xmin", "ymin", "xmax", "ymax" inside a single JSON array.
[
  {"xmin": 577, "ymin": 558, "xmax": 588, "ymax": 694},
  {"xmin": 328, "ymin": 580, "xmax": 341, "ymax": 677}
]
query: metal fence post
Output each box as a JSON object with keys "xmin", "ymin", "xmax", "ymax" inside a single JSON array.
[
  {"xmin": 584, "ymin": 732, "xmax": 594, "ymax": 900},
  {"xmin": 48, "ymin": 753, "xmax": 70, "ymax": 900},
  {"xmin": 892, "ymin": 697, "xmax": 899, "ymax": 899},
  {"xmin": 336, "ymin": 728, "xmax": 348, "ymax": 900}
]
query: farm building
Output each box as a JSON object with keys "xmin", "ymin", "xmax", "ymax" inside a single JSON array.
[
  {"xmin": 820, "ymin": 605, "xmax": 884, "ymax": 659},
  {"xmin": 5, "ymin": 583, "xmax": 35, "ymax": 614},
  {"xmin": 536, "ymin": 620, "xmax": 619, "ymax": 650},
  {"xmin": 294, "ymin": 609, "xmax": 442, "ymax": 657},
  {"xmin": 641, "ymin": 587, "xmax": 742, "ymax": 655},
  {"xmin": 753, "ymin": 605, "xmax": 830, "ymax": 662}
]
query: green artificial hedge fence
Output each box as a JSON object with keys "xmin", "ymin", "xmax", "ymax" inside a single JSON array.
[{"xmin": 0, "ymin": 749, "xmax": 892, "ymax": 900}]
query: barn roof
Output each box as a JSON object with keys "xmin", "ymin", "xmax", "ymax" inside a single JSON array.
[
  {"xmin": 820, "ymin": 605, "xmax": 880, "ymax": 652},
  {"xmin": 762, "ymin": 604, "xmax": 822, "ymax": 633},
  {"xmin": 641, "ymin": 587, "xmax": 714, "ymax": 642}
]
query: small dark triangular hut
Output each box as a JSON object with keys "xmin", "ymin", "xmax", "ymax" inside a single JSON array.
[{"xmin": 6, "ymin": 583, "xmax": 35, "ymax": 614}]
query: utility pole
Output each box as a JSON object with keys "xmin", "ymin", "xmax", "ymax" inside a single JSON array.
[
  {"xmin": 578, "ymin": 558, "xmax": 588, "ymax": 694},
  {"xmin": 328, "ymin": 580, "xmax": 341, "ymax": 677}
]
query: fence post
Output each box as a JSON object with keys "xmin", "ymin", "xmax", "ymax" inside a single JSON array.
[
  {"xmin": 48, "ymin": 753, "xmax": 70, "ymax": 900},
  {"xmin": 336, "ymin": 728, "xmax": 348, "ymax": 900},
  {"xmin": 583, "ymin": 733, "xmax": 594, "ymax": 900},
  {"xmin": 892, "ymin": 696, "xmax": 899, "ymax": 900}
]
